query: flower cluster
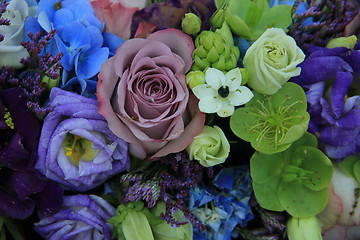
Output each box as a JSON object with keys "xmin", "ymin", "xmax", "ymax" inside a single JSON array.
[{"xmin": 1, "ymin": 0, "xmax": 360, "ymax": 239}]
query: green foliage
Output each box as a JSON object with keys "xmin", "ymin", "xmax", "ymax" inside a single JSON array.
[{"xmin": 250, "ymin": 133, "xmax": 334, "ymax": 218}]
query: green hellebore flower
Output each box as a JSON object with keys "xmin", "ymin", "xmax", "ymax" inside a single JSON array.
[
  {"xmin": 287, "ymin": 216, "xmax": 322, "ymax": 240},
  {"xmin": 108, "ymin": 201, "xmax": 163, "ymax": 240},
  {"xmin": 187, "ymin": 125, "xmax": 230, "ymax": 167},
  {"xmin": 181, "ymin": 13, "xmax": 202, "ymax": 36},
  {"xmin": 213, "ymin": 0, "xmax": 292, "ymax": 41},
  {"xmin": 151, "ymin": 201, "xmax": 193, "ymax": 240},
  {"xmin": 250, "ymin": 132, "xmax": 334, "ymax": 218},
  {"xmin": 230, "ymin": 82, "xmax": 309, "ymax": 154}
]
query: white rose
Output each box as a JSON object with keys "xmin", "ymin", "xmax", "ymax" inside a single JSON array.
[
  {"xmin": 243, "ymin": 28, "xmax": 305, "ymax": 95},
  {"xmin": 0, "ymin": 0, "xmax": 33, "ymax": 68}
]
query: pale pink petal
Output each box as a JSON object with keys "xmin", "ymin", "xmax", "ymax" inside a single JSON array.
[
  {"xmin": 134, "ymin": 21, "xmax": 156, "ymax": 38},
  {"xmin": 149, "ymin": 95, "xmax": 206, "ymax": 160},
  {"xmin": 147, "ymin": 28, "xmax": 194, "ymax": 72}
]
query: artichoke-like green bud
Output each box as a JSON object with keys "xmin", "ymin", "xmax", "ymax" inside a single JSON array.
[
  {"xmin": 186, "ymin": 70, "xmax": 206, "ymax": 90},
  {"xmin": 182, "ymin": 13, "xmax": 202, "ymax": 36},
  {"xmin": 192, "ymin": 30, "xmax": 239, "ymax": 71}
]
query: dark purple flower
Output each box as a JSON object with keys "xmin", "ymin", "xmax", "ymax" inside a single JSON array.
[
  {"xmin": 35, "ymin": 194, "xmax": 115, "ymax": 240},
  {"xmin": 292, "ymin": 44, "xmax": 360, "ymax": 161},
  {"xmin": 0, "ymin": 87, "xmax": 63, "ymax": 219},
  {"xmin": 35, "ymin": 87, "xmax": 130, "ymax": 191}
]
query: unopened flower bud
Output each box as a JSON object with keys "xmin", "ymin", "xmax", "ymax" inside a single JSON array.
[
  {"xmin": 186, "ymin": 71, "xmax": 206, "ymax": 90},
  {"xmin": 182, "ymin": 13, "xmax": 202, "ymax": 36}
]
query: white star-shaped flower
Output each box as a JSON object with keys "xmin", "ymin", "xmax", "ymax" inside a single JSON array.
[{"xmin": 192, "ymin": 67, "xmax": 254, "ymax": 117}]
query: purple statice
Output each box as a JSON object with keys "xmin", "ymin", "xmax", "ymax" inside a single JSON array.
[
  {"xmin": 0, "ymin": 87, "xmax": 63, "ymax": 220},
  {"xmin": 119, "ymin": 151, "xmax": 208, "ymax": 230},
  {"xmin": 35, "ymin": 87, "xmax": 130, "ymax": 192},
  {"xmin": 35, "ymin": 194, "xmax": 115, "ymax": 240},
  {"xmin": 290, "ymin": 0, "xmax": 358, "ymax": 50},
  {"xmin": 190, "ymin": 166, "xmax": 254, "ymax": 240},
  {"xmin": 0, "ymin": 29, "xmax": 63, "ymax": 119},
  {"xmin": 0, "ymin": 0, "xmax": 10, "ymax": 42},
  {"xmin": 291, "ymin": 44, "xmax": 360, "ymax": 161}
]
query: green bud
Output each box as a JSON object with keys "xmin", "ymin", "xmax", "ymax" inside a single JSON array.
[
  {"xmin": 240, "ymin": 68, "xmax": 248, "ymax": 85},
  {"xmin": 181, "ymin": 13, "xmax": 202, "ymax": 36},
  {"xmin": 287, "ymin": 216, "xmax": 322, "ymax": 240},
  {"xmin": 326, "ymin": 35, "xmax": 357, "ymax": 49},
  {"xmin": 186, "ymin": 71, "xmax": 206, "ymax": 90},
  {"xmin": 210, "ymin": 8, "xmax": 226, "ymax": 29}
]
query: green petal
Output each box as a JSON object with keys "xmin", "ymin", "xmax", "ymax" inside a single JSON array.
[
  {"xmin": 253, "ymin": 175, "xmax": 284, "ymax": 211},
  {"xmin": 250, "ymin": 151, "xmax": 284, "ymax": 183},
  {"xmin": 278, "ymin": 181, "xmax": 329, "ymax": 218},
  {"xmin": 338, "ymin": 155, "xmax": 358, "ymax": 178}
]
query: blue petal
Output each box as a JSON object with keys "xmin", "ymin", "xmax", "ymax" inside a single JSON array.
[
  {"xmin": 53, "ymin": 8, "xmax": 74, "ymax": 33},
  {"xmin": 37, "ymin": 0, "xmax": 59, "ymax": 21},
  {"xmin": 61, "ymin": 22, "xmax": 91, "ymax": 50},
  {"xmin": 213, "ymin": 168, "xmax": 234, "ymax": 192},
  {"xmin": 103, "ymin": 32, "xmax": 125, "ymax": 57},
  {"xmin": 75, "ymin": 47, "xmax": 109, "ymax": 79},
  {"xmin": 87, "ymin": 25, "xmax": 104, "ymax": 49}
]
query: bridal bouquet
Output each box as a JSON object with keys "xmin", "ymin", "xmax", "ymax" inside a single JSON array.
[{"xmin": 1, "ymin": 0, "xmax": 360, "ymax": 239}]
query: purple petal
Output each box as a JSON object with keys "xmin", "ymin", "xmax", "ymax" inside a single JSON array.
[
  {"xmin": 320, "ymin": 98, "xmax": 336, "ymax": 124},
  {"xmin": 331, "ymin": 71, "xmax": 353, "ymax": 118},
  {"xmin": 320, "ymin": 125, "xmax": 360, "ymax": 146},
  {"xmin": 33, "ymin": 181, "xmax": 64, "ymax": 218},
  {"xmin": 0, "ymin": 189, "xmax": 34, "ymax": 219}
]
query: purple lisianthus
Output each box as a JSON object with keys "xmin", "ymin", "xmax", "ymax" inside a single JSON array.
[
  {"xmin": 0, "ymin": 87, "xmax": 63, "ymax": 219},
  {"xmin": 35, "ymin": 87, "xmax": 130, "ymax": 191},
  {"xmin": 35, "ymin": 194, "xmax": 115, "ymax": 240},
  {"xmin": 292, "ymin": 44, "xmax": 360, "ymax": 161}
]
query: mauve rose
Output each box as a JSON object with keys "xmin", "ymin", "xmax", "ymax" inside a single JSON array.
[{"xmin": 96, "ymin": 28, "xmax": 205, "ymax": 160}]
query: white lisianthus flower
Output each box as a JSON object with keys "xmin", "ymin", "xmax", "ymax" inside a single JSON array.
[{"xmin": 192, "ymin": 67, "xmax": 254, "ymax": 117}]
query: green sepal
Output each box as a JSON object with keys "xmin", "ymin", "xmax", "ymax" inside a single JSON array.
[
  {"xmin": 278, "ymin": 181, "xmax": 329, "ymax": 218},
  {"xmin": 338, "ymin": 155, "xmax": 358, "ymax": 178},
  {"xmin": 253, "ymin": 176, "xmax": 284, "ymax": 211}
]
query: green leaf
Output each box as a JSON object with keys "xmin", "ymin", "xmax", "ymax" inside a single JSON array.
[
  {"xmin": 3, "ymin": 218, "xmax": 25, "ymax": 240},
  {"xmin": 253, "ymin": 175, "xmax": 284, "ymax": 211},
  {"xmin": 122, "ymin": 212, "xmax": 154, "ymax": 240},
  {"xmin": 278, "ymin": 181, "xmax": 329, "ymax": 218}
]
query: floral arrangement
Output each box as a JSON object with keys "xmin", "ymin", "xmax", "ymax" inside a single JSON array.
[{"xmin": 1, "ymin": 0, "xmax": 360, "ymax": 239}]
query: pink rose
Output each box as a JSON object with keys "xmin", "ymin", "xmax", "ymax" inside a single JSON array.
[
  {"xmin": 90, "ymin": 0, "xmax": 146, "ymax": 40},
  {"xmin": 96, "ymin": 28, "xmax": 205, "ymax": 160}
]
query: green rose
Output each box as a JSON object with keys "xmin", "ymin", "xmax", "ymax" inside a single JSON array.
[
  {"xmin": 186, "ymin": 125, "xmax": 230, "ymax": 167},
  {"xmin": 243, "ymin": 28, "xmax": 305, "ymax": 95}
]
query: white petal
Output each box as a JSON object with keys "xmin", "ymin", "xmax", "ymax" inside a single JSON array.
[
  {"xmin": 228, "ymin": 86, "xmax": 254, "ymax": 106},
  {"xmin": 217, "ymin": 100, "xmax": 234, "ymax": 117},
  {"xmin": 198, "ymin": 96, "xmax": 222, "ymax": 113},
  {"xmin": 192, "ymin": 84, "xmax": 217, "ymax": 99},
  {"xmin": 205, "ymin": 68, "xmax": 224, "ymax": 89},
  {"xmin": 226, "ymin": 68, "xmax": 242, "ymax": 91}
]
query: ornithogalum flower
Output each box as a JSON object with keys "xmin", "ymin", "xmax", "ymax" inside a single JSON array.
[
  {"xmin": 35, "ymin": 194, "xmax": 115, "ymax": 240},
  {"xmin": 35, "ymin": 88, "xmax": 130, "ymax": 191},
  {"xmin": 230, "ymin": 82, "xmax": 309, "ymax": 153},
  {"xmin": 193, "ymin": 67, "xmax": 253, "ymax": 117},
  {"xmin": 0, "ymin": 87, "xmax": 63, "ymax": 219}
]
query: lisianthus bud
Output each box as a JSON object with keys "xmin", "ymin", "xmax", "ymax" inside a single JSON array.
[
  {"xmin": 326, "ymin": 35, "xmax": 357, "ymax": 49},
  {"xmin": 287, "ymin": 216, "xmax": 322, "ymax": 240},
  {"xmin": 182, "ymin": 13, "xmax": 202, "ymax": 36},
  {"xmin": 187, "ymin": 125, "xmax": 230, "ymax": 167},
  {"xmin": 186, "ymin": 71, "xmax": 206, "ymax": 90},
  {"xmin": 210, "ymin": 8, "xmax": 225, "ymax": 29}
]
